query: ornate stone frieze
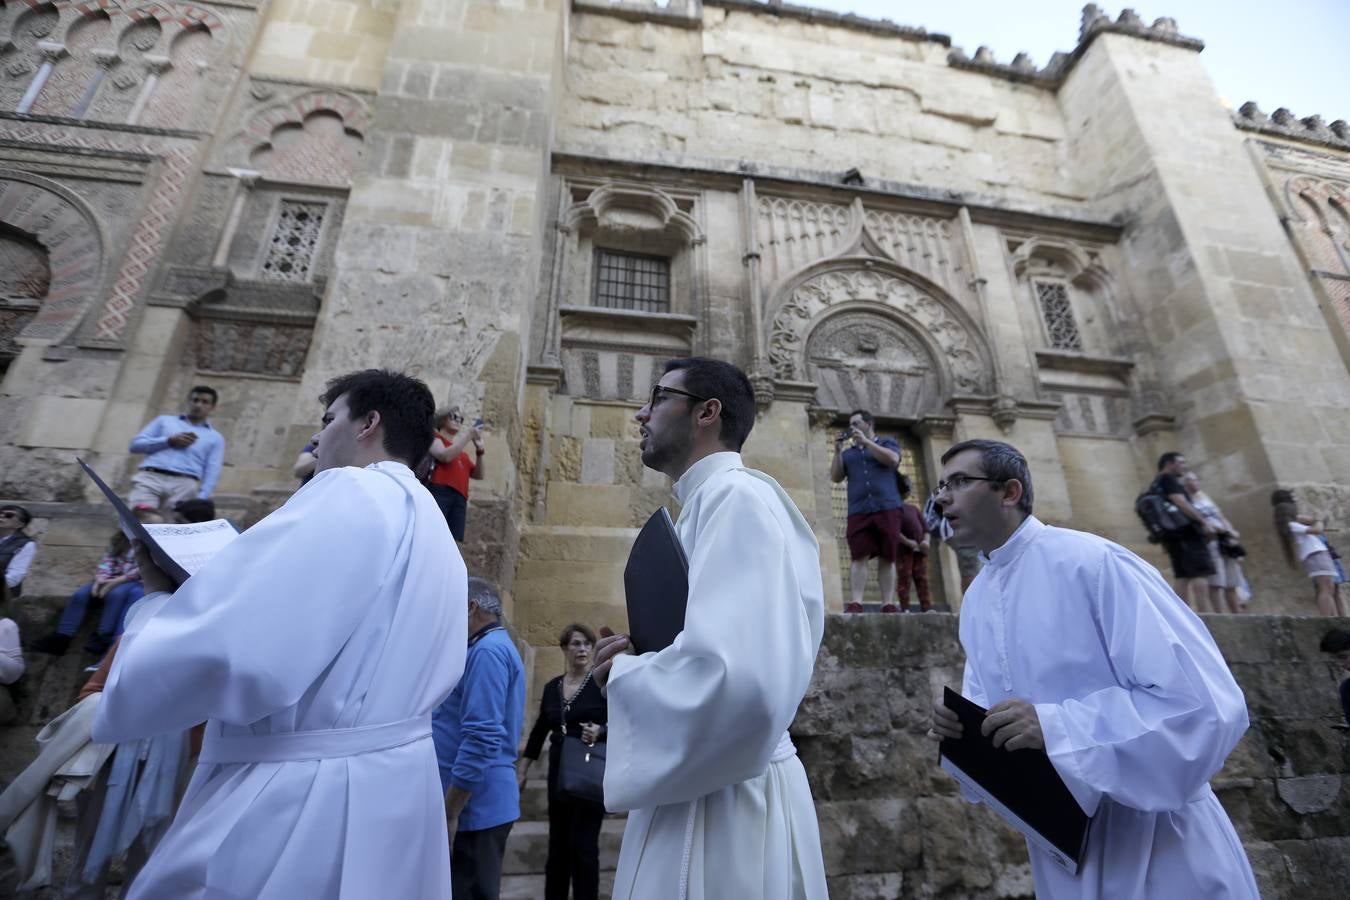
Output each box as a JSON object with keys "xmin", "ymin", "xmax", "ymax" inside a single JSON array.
[
  {"xmin": 0, "ymin": 168, "xmax": 108, "ymax": 342},
  {"xmin": 187, "ymin": 275, "xmax": 321, "ymax": 378},
  {"xmin": 805, "ymin": 310, "xmax": 940, "ymax": 420},
  {"xmin": 217, "ymin": 81, "xmax": 372, "ymax": 187},
  {"xmin": 767, "ymin": 264, "xmax": 991, "ymax": 399},
  {"xmin": 757, "ymin": 194, "xmax": 967, "ymax": 299}
]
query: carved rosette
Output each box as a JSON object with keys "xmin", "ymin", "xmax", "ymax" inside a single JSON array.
[{"xmin": 768, "ymin": 267, "xmax": 989, "ymax": 395}]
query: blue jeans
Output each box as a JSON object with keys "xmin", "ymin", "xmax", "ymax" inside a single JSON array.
[{"xmin": 57, "ymin": 582, "xmax": 145, "ymax": 638}]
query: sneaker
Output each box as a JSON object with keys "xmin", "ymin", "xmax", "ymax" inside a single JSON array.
[
  {"xmin": 843, "ymin": 602, "xmax": 865, "ymax": 614},
  {"xmin": 28, "ymin": 633, "xmax": 72, "ymax": 656},
  {"xmin": 879, "ymin": 603, "xmax": 901, "ymax": 613}
]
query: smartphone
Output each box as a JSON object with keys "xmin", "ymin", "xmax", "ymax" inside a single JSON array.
[{"xmin": 474, "ymin": 418, "xmax": 484, "ymax": 428}]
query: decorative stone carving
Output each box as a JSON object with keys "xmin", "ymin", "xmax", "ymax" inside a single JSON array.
[
  {"xmin": 0, "ymin": 170, "xmax": 107, "ymax": 343},
  {"xmin": 224, "ymin": 91, "xmax": 370, "ymax": 188},
  {"xmin": 561, "ymin": 181, "xmax": 702, "ymax": 245},
  {"xmin": 805, "ymin": 310, "xmax": 942, "ymax": 420},
  {"xmin": 756, "ymin": 195, "xmax": 850, "ymax": 285},
  {"xmin": 767, "ymin": 264, "xmax": 991, "ymax": 398}
]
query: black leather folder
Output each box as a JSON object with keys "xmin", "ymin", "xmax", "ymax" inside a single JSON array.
[
  {"xmin": 938, "ymin": 686, "xmax": 1092, "ymax": 874},
  {"xmin": 623, "ymin": 508, "xmax": 689, "ymax": 654}
]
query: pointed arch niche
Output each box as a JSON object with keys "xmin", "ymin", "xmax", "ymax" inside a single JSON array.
[{"xmin": 766, "ymin": 259, "xmax": 993, "ymax": 418}]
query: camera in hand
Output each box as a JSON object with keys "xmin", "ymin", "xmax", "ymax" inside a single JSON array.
[{"xmin": 837, "ymin": 430, "xmax": 852, "ymax": 443}]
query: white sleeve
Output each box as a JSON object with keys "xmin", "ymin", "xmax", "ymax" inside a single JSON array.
[
  {"xmin": 5, "ymin": 542, "xmax": 35, "ymax": 588},
  {"xmin": 603, "ymin": 482, "xmax": 820, "ymax": 811},
  {"xmin": 1034, "ymin": 548, "xmax": 1249, "ymax": 815},
  {"xmin": 93, "ymin": 470, "xmax": 408, "ymax": 742}
]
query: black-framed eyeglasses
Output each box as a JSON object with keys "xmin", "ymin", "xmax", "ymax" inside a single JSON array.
[
  {"xmin": 935, "ymin": 474, "xmax": 1003, "ymax": 494},
  {"xmin": 448, "ymin": 412, "xmax": 464, "ymax": 423},
  {"xmin": 567, "ymin": 639, "xmax": 593, "ymax": 649},
  {"xmin": 648, "ymin": 384, "xmax": 709, "ymax": 410}
]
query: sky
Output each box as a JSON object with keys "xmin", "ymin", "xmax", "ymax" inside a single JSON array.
[{"xmin": 801, "ymin": 0, "xmax": 1350, "ymax": 123}]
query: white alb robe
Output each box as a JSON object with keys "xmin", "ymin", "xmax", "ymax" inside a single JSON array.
[
  {"xmin": 605, "ymin": 451, "xmax": 828, "ymax": 900},
  {"xmin": 93, "ymin": 461, "xmax": 467, "ymax": 899},
  {"xmin": 958, "ymin": 516, "xmax": 1258, "ymax": 899}
]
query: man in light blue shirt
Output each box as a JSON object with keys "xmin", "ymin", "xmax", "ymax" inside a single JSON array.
[
  {"xmin": 434, "ymin": 577, "xmax": 525, "ymax": 900},
  {"xmin": 127, "ymin": 386, "xmax": 225, "ymax": 511}
]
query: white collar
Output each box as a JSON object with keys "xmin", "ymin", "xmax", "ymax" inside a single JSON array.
[
  {"xmin": 981, "ymin": 515, "xmax": 1045, "ymax": 568},
  {"xmin": 672, "ymin": 451, "xmax": 742, "ymax": 505}
]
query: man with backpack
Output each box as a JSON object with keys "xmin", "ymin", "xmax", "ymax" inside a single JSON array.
[{"xmin": 1145, "ymin": 453, "xmax": 1215, "ymax": 610}]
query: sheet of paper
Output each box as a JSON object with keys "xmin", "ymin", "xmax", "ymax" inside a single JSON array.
[{"xmin": 143, "ymin": 519, "xmax": 239, "ymax": 577}]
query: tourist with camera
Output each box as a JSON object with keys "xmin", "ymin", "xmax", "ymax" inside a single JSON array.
[{"xmin": 829, "ymin": 409, "xmax": 902, "ymax": 613}]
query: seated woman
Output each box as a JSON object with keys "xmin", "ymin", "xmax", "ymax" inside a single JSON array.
[
  {"xmin": 30, "ymin": 505, "xmax": 163, "ymax": 657},
  {"xmin": 518, "ymin": 623, "xmax": 608, "ymax": 900},
  {"xmin": 0, "ymin": 504, "xmax": 37, "ymax": 598}
]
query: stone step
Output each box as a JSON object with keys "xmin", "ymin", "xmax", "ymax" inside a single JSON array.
[
  {"xmin": 520, "ymin": 777, "xmax": 549, "ymax": 820},
  {"xmin": 500, "ymin": 871, "xmax": 616, "ymax": 899},
  {"xmin": 503, "ymin": 817, "xmax": 626, "ymax": 876}
]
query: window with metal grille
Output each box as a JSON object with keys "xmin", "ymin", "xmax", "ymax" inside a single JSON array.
[
  {"xmin": 593, "ymin": 249, "xmax": 670, "ymax": 312},
  {"xmin": 1034, "ymin": 279, "xmax": 1083, "ymax": 351},
  {"xmin": 260, "ymin": 200, "xmax": 327, "ymax": 282}
]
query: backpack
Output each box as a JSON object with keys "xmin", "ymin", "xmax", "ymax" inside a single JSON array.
[{"xmin": 1134, "ymin": 478, "xmax": 1191, "ymax": 543}]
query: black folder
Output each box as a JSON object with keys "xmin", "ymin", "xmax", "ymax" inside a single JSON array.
[
  {"xmin": 623, "ymin": 508, "xmax": 689, "ymax": 654},
  {"xmin": 78, "ymin": 457, "xmax": 193, "ymax": 586},
  {"xmin": 938, "ymin": 686, "xmax": 1092, "ymax": 874}
]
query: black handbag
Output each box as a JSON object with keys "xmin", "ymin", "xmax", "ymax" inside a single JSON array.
[{"xmin": 557, "ymin": 673, "xmax": 605, "ymax": 805}]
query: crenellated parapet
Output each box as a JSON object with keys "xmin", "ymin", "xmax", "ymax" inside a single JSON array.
[
  {"xmin": 1233, "ymin": 102, "xmax": 1350, "ymax": 153},
  {"xmin": 948, "ymin": 5, "xmax": 1203, "ymax": 88},
  {"xmin": 1076, "ymin": 4, "xmax": 1203, "ymax": 53}
]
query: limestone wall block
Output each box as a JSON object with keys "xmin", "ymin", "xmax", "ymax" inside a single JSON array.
[{"xmin": 544, "ymin": 481, "xmax": 631, "ymax": 526}]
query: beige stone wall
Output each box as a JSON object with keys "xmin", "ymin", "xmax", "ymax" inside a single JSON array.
[
  {"xmin": 247, "ymin": 0, "xmax": 397, "ymax": 91},
  {"xmin": 559, "ymin": 6, "xmax": 1083, "ymax": 210}
]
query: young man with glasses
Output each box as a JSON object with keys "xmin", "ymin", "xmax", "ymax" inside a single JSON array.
[
  {"xmin": 592, "ymin": 357, "xmax": 828, "ymax": 900},
  {"xmin": 829, "ymin": 409, "xmax": 903, "ymax": 613},
  {"xmin": 927, "ymin": 439, "xmax": 1256, "ymax": 899}
]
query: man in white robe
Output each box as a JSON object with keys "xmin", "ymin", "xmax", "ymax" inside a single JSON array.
[
  {"xmin": 929, "ymin": 439, "xmax": 1258, "ymax": 899},
  {"xmin": 93, "ymin": 369, "xmax": 468, "ymax": 899},
  {"xmin": 593, "ymin": 357, "xmax": 828, "ymax": 900}
]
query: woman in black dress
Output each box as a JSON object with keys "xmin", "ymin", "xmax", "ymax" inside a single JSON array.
[{"xmin": 518, "ymin": 623, "xmax": 608, "ymax": 900}]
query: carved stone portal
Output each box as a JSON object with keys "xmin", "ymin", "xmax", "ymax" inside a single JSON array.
[
  {"xmin": 806, "ymin": 312, "xmax": 940, "ymax": 419},
  {"xmin": 769, "ymin": 265, "xmax": 990, "ymax": 400}
]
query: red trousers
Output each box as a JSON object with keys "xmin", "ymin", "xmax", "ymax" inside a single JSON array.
[{"xmin": 896, "ymin": 549, "xmax": 931, "ymax": 611}]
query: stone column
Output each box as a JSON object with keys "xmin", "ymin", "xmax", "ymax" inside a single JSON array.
[{"xmin": 295, "ymin": 0, "xmax": 566, "ymax": 585}]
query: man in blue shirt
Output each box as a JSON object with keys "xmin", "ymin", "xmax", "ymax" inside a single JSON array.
[
  {"xmin": 435, "ymin": 577, "xmax": 526, "ymax": 900},
  {"xmin": 830, "ymin": 409, "xmax": 902, "ymax": 613},
  {"xmin": 127, "ymin": 386, "xmax": 225, "ymax": 511}
]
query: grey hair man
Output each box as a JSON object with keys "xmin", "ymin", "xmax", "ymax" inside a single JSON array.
[
  {"xmin": 433, "ymin": 577, "xmax": 526, "ymax": 900},
  {"xmin": 928, "ymin": 439, "xmax": 1256, "ymax": 899}
]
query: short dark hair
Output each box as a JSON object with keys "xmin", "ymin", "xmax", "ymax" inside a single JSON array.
[
  {"xmin": 174, "ymin": 498, "xmax": 216, "ymax": 523},
  {"xmin": 1321, "ymin": 628, "xmax": 1350, "ymax": 654},
  {"xmin": 663, "ymin": 357, "xmax": 756, "ymax": 451},
  {"xmin": 849, "ymin": 409, "xmax": 874, "ymax": 425},
  {"xmin": 190, "ymin": 385, "xmax": 218, "ymax": 404},
  {"xmin": 1271, "ymin": 488, "xmax": 1295, "ymax": 506},
  {"xmin": 1157, "ymin": 451, "xmax": 1184, "ymax": 472},
  {"xmin": 321, "ymin": 369, "xmax": 435, "ymax": 468},
  {"xmin": 940, "ymin": 439, "xmax": 1034, "ymax": 514},
  {"xmin": 559, "ymin": 622, "xmax": 597, "ymax": 648},
  {"xmin": 898, "ymin": 473, "xmax": 913, "ymax": 498},
  {"xmin": 0, "ymin": 505, "xmax": 31, "ymax": 527}
]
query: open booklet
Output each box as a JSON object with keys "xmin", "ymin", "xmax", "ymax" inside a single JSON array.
[
  {"xmin": 78, "ymin": 458, "xmax": 239, "ymax": 587},
  {"xmin": 938, "ymin": 686, "xmax": 1092, "ymax": 874}
]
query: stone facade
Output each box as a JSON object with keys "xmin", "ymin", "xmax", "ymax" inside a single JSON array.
[{"xmin": 2, "ymin": 1, "xmax": 1350, "ymax": 891}]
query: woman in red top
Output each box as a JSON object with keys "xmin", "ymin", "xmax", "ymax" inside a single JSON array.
[{"xmin": 427, "ymin": 406, "xmax": 485, "ymax": 541}]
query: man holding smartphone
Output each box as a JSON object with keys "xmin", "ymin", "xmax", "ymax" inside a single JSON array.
[
  {"xmin": 829, "ymin": 409, "xmax": 902, "ymax": 613},
  {"xmin": 427, "ymin": 406, "xmax": 486, "ymax": 542}
]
